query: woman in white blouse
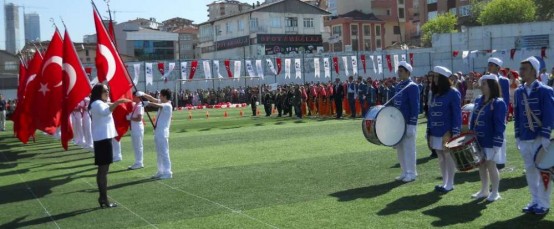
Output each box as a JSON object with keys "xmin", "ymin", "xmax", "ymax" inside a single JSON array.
[{"xmin": 88, "ymin": 84, "xmax": 130, "ymax": 208}]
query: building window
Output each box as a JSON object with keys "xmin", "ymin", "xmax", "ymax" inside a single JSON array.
[
  {"xmin": 375, "ymin": 25, "xmax": 381, "ymax": 36},
  {"xmin": 238, "ymin": 20, "xmax": 244, "ymax": 31},
  {"xmin": 286, "ymin": 17, "xmax": 298, "ymax": 27},
  {"xmin": 85, "ymin": 50, "xmax": 89, "ymax": 56},
  {"xmin": 250, "ymin": 18, "xmax": 258, "ymax": 30},
  {"xmin": 3, "ymin": 61, "xmax": 16, "ymax": 71},
  {"xmin": 398, "ymin": 0, "xmax": 404, "ymax": 4},
  {"xmin": 376, "ymin": 39, "xmax": 382, "ymax": 49},
  {"xmin": 303, "ymin": 18, "xmax": 314, "ymax": 28},
  {"xmin": 364, "ymin": 39, "xmax": 371, "ymax": 51},
  {"xmin": 271, "ymin": 17, "xmax": 281, "ymax": 28},
  {"xmin": 332, "ymin": 25, "xmax": 342, "ymax": 36},
  {"xmin": 226, "ymin": 22, "xmax": 232, "ymax": 34},
  {"xmin": 351, "ymin": 24, "xmax": 358, "ymax": 37},
  {"xmin": 449, "ymin": 7, "xmax": 457, "ymax": 15},
  {"xmin": 215, "ymin": 25, "xmax": 222, "ymax": 36},
  {"xmin": 363, "ymin": 25, "xmax": 371, "ymax": 37},
  {"xmin": 427, "ymin": 0, "xmax": 437, "ymax": 3},
  {"xmin": 427, "ymin": 11, "xmax": 438, "ymax": 20},
  {"xmin": 386, "ymin": 9, "xmax": 391, "ymax": 16},
  {"xmin": 393, "ymin": 26, "xmax": 401, "ymax": 35},
  {"xmin": 399, "ymin": 8, "xmax": 405, "ymax": 19}
]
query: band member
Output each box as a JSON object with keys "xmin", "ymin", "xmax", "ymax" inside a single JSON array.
[
  {"xmin": 428, "ymin": 66, "xmax": 462, "ymax": 193},
  {"xmin": 393, "ymin": 61, "xmax": 420, "ymax": 182},
  {"xmin": 469, "ymin": 74, "xmax": 507, "ymax": 201},
  {"xmin": 515, "ymin": 56, "xmax": 554, "ymax": 215},
  {"xmin": 333, "ymin": 78, "xmax": 344, "ymax": 119},
  {"xmin": 347, "ymin": 76, "xmax": 357, "ymax": 118},
  {"xmin": 137, "ymin": 89, "xmax": 174, "ymax": 179},
  {"xmin": 358, "ymin": 76, "xmax": 368, "ymax": 117},
  {"xmin": 488, "ymin": 57, "xmax": 510, "ymax": 170},
  {"xmin": 71, "ymin": 102, "xmax": 84, "ymax": 147},
  {"xmin": 127, "ymin": 94, "xmax": 145, "ymax": 170}
]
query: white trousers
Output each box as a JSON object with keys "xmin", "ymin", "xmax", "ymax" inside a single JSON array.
[
  {"xmin": 397, "ymin": 133, "xmax": 417, "ymax": 176},
  {"xmin": 131, "ymin": 125, "xmax": 144, "ymax": 166},
  {"xmin": 0, "ymin": 110, "xmax": 5, "ymax": 130},
  {"xmin": 82, "ymin": 112, "xmax": 93, "ymax": 149},
  {"xmin": 155, "ymin": 134, "xmax": 172, "ymax": 175},
  {"xmin": 71, "ymin": 112, "xmax": 84, "ymax": 146},
  {"xmin": 112, "ymin": 139, "xmax": 122, "ymax": 161},
  {"xmin": 495, "ymin": 132, "xmax": 507, "ymax": 164},
  {"xmin": 519, "ymin": 138, "xmax": 552, "ymax": 208}
]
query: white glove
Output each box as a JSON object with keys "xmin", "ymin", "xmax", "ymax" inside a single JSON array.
[
  {"xmin": 135, "ymin": 91, "xmax": 145, "ymax": 97},
  {"xmin": 406, "ymin": 125, "xmax": 417, "ymax": 138},
  {"xmin": 542, "ymin": 137, "xmax": 551, "ymax": 150},
  {"xmin": 143, "ymin": 101, "xmax": 150, "ymax": 107},
  {"xmin": 126, "ymin": 114, "xmax": 131, "ymax": 121}
]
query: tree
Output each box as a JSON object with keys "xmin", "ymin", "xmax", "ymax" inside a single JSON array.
[
  {"xmin": 478, "ymin": 0, "xmax": 535, "ymax": 25},
  {"xmin": 421, "ymin": 13, "xmax": 458, "ymax": 47},
  {"xmin": 534, "ymin": 0, "xmax": 554, "ymax": 21}
]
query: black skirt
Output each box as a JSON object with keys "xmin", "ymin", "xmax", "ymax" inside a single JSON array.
[{"xmin": 93, "ymin": 138, "xmax": 113, "ymax": 166}]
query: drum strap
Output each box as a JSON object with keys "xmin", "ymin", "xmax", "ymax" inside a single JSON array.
[{"xmin": 522, "ymin": 93, "xmax": 542, "ymax": 132}]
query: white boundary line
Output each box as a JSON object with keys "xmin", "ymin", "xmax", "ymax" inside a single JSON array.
[
  {"xmin": 115, "ymin": 163, "xmax": 279, "ymax": 229},
  {"xmin": 0, "ymin": 151, "xmax": 61, "ymax": 229}
]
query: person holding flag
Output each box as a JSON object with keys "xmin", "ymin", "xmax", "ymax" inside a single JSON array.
[{"xmin": 127, "ymin": 94, "xmax": 145, "ymax": 170}]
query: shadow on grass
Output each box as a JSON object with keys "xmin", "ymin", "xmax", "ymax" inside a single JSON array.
[
  {"xmin": 483, "ymin": 214, "xmax": 553, "ymax": 228},
  {"xmin": 0, "ymin": 176, "xmax": 74, "ymax": 205},
  {"xmin": 433, "ymin": 170, "xmax": 480, "ymax": 184},
  {"xmin": 329, "ymin": 180, "xmax": 403, "ymax": 202},
  {"xmin": 0, "ymin": 208, "xmax": 97, "ymax": 228},
  {"xmin": 390, "ymin": 156, "xmax": 435, "ymax": 168},
  {"xmin": 199, "ymin": 128, "xmax": 212, "ymax": 132},
  {"xmin": 422, "ymin": 199, "xmax": 489, "ymax": 226},
  {"xmin": 377, "ymin": 191, "xmax": 442, "ymax": 215},
  {"xmin": 499, "ymin": 175, "xmax": 527, "ymax": 192}
]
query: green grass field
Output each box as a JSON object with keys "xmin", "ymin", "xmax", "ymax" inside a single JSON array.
[{"xmin": 1, "ymin": 107, "xmax": 553, "ymax": 228}]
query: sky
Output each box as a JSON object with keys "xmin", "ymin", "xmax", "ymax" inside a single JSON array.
[{"xmin": 0, "ymin": 0, "xmax": 260, "ymax": 50}]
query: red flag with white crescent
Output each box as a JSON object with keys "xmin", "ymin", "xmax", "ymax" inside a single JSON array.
[
  {"xmin": 188, "ymin": 60, "xmax": 198, "ymax": 79},
  {"xmin": 386, "ymin": 55, "xmax": 393, "ymax": 72},
  {"xmin": 158, "ymin": 62, "xmax": 165, "ymax": 76},
  {"xmin": 16, "ymin": 52, "xmax": 43, "ymax": 143},
  {"xmin": 360, "ymin": 55, "xmax": 366, "ymax": 74},
  {"xmin": 32, "ymin": 29, "xmax": 64, "ymax": 135},
  {"xmin": 61, "ymin": 29, "xmax": 92, "ymax": 150},
  {"xmin": 12, "ymin": 59, "xmax": 27, "ymax": 136},
  {"xmin": 333, "ymin": 56, "xmax": 339, "ymax": 74},
  {"xmin": 224, "ymin": 59, "xmax": 233, "ymax": 78},
  {"xmin": 276, "ymin": 58, "xmax": 282, "ymax": 75}
]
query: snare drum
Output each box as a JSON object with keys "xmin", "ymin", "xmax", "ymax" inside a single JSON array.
[
  {"xmin": 461, "ymin": 103, "xmax": 475, "ymax": 133},
  {"xmin": 445, "ymin": 133, "xmax": 481, "ymax": 172},
  {"xmin": 534, "ymin": 139, "xmax": 554, "ymax": 174},
  {"xmin": 362, "ymin": 105, "xmax": 406, "ymax": 146}
]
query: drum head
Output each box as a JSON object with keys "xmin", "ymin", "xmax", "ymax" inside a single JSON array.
[
  {"xmin": 375, "ymin": 106, "xmax": 406, "ymax": 146},
  {"xmin": 535, "ymin": 139, "xmax": 554, "ymax": 170},
  {"xmin": 445, "ymin": 134, "xmax": 476, "ymax": 149}
]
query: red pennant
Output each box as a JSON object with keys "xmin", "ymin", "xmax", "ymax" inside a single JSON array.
[
  {"xmin": 360, "ymin": 55, "xmax": 366, "ymax": 74},
  {"xmin": 386, "ymin": 55, "xmax": 392, "ymax": 72},
  {"xmin": 16, "ymin": 52, "xmax": 42, "ymax": 143},
  {"xmin": 333, "ymin": 56, "xmax": 339, "ymax": 74},
  {"xmin": 409, "ymin": 53, "xmax": 414, "ymax": 65},
  {"xmin": 158, "ymin": 62, "xmax": 165, "ymax": 76},
  {"xmin": 224, "ymin": 59, "xmax": 233, "ymax": 78},
  {"xmin": 540, "ymin": 171, "xmax": 551, "ymax": 191},
  {"xmin": 32, "ymin": 30, "xmax": 64, "ymax": 135},
  {"xmin": 188, "ymin": 60, "xmax": 198, "ymax": 79},
  {"xmin": 12, "ymin": 60, "xmax": 28, "ymax": 136},
  {"xmin": 453, "ymin": 51, "xmax": 459, "ymax": 57},
  {"xmin": 541, "ymin": 47, "xmax": 547, "ymax": 59},
  {"xmin": 61, "ymin": 30, "xmax": 92, "ymax": 150},
  {"xmin": 510, "ymin": 49, "xmax": 516, "ymax": 60},
  {"xmin": 276, "ymin": 58, "xmax": 282, "ymax": 75}
]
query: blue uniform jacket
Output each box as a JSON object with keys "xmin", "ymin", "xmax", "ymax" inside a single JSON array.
[
  {"xmin": 393, "ymin": 79, "xmax": 420, "ymax": 125},
  {"xmin": 470, "ymin": 96, "xmax": 507, "ymax": 148},
  {"xmin": 427, "ymin": 88, "xmax": 462, "ymax": 137},
  {"xmin": 514, "ymin": 81, "xmax": 554, "ymax": 140},
  {"xmin": 358, "ymin": 83, "xmax": 368, "ymax": 99},
  {"xmin": 498, "ymin": 76, "xmax": 510, "ymax": 109}
]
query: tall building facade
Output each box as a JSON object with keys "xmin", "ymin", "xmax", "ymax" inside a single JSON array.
[
  {"xmin": 24, "ymin": 13, "xmax": 41, "ymax": 43},
  {"xmin": 4, "ymin": 3, "xmax": 21, "ymax": 54},
  {"xmin": 207, "ymin": 0, "xmax": 253, "ymax": 21}
]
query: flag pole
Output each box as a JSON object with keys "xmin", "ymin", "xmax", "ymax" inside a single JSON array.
[{"xmin": 92, "ymin": 0, "xmax": 156, "ymax": 129}]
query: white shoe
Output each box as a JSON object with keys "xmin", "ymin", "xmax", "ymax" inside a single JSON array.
[
  {"xmin": 158, "ymin": 174, "xmax": 172, "ymax": 180},
  {"xmin": 395, "ymin": 174, "xmax": 406, "ymax": 181},
  {"xmin": 128, "ymin": 164, "xmax": 144, "ymax": 170},
  {"xmin": 402, "ymin": 175, "xmax": 416, "ymax": 183},
  {"xmin": 151, "ymin": 173, "xmax": 162, "ymax": 179},
  {"xmin": 471, "ymin": 191, "xmax": 489, "ymax": 199},
  {"xmin": 112, "ymin": 158, "xmax": 122, "ymax": 163},
  {"xmin": 486, "ymin": 192, "xmax": 501, "ymax": 202}
]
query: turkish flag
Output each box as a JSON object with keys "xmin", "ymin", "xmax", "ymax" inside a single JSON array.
[
  {"xmin": 360, "ymin": 55, "xmax": 366, "ymax": 74},
  {"xmin": 158, "ymin": 62, "xmax": 165, "ymax": 75},
  {"xmin": 32, "ymin": 29, "xmax": 64, "ymax": 135},
  {"xmin": 452, "ymin": 51, "xmax": 459, "ymax": 57},
  {"xmin": 61, "ymin": 30, "xmax": 92, "ymax": 150},
  {"xmin": 409, "ymin": 53, "xmax": 414, "ymax": 65},
  {"xmin": 224, "ymin": 59, "xmax": 233, "ymax": 78},
  {"xmin": 16, "ymin": 52, "xmax": 43, "ymax": 143},
  {"xmin": 93, "ymin": 5, "xmax": 133, "ymax": 141},
  {"xmin": 510, "ymin": 49, "xmax": 516, "ymax": 60},
  {"xmin": 276, "ymin": 58, "xmax": 282, "ymax": 75},
  {"xmin": 386, "ymin": 55, "xmax": 392, "ymax": 72},
  {"xmin": 12, "ymin": 60, "xmax": 27, "ymax": 135},
  {"xmin": 332, "ymin": 56, "xmax": 339, "ymax": 74},
  {"xmin": 188, "ymin": 60, "xmax": 198, "ymax": 79}
]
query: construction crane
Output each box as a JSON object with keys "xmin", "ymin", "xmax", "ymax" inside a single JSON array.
[{"xmin": 107, "ymin": 10, "xmax": 144, "ymax": 21}]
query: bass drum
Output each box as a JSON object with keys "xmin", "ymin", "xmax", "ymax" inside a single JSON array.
[
  {"xmin": 534, "ymin": 139, "xmax": 554, "ymax": 174},
  {"xmin": 362, "ymin": 105, "xmax": 406, "ymax": 146}
]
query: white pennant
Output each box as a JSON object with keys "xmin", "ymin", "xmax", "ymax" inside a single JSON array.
[
  {"xmin": 145, "ymin": 62, "xmax": 153, "ymax": 86},
  {"xmin": 213, "ymin": 60, "xmax": 223, "ymax": 79},
  {"xmin": 377, "ymin": 56, "xmax": 383, "ymax": 74},
  {"xmin": 462, "ymin": 51, "xmax": 469, "ymax": 64},
  {"xmin": 401, "ymin": 54, "xmax": 406, "ymax": 62},
  {"xmin": 314, "ymin": 58, "xmax": 321, "ymax": 78},
  {"xmin": 256, "ymin": 60, "xmax": 264, "ymax": 79},
  {"xmin": 233, "ymin": 61, "xmax": 241, "ymax": 79},
  {"xmin": 370, "ymin": 55, "xmax": 377, "ymax": 74},
  {"xmin": 245, "ymin": 60, "xmax": 256, "ymax": 78},
  {"xmin": 284, "ymin": 59, "xmax": 291, "ymax": 79},
  {"xmin": 163, "ymin": 62, "xmax": 175, "ymax": 80},
  {"xmin": 133, "ymin": 63, "xmax": 140, "ymax": 85},
  {"xmin": 180, "ymin": 62, "xmax": 187, "ymax": 84},
  {"xmin": 295, "ymin": 59, "xmax": 302, "ymax": 79},
  {"xmin": 323, "ymin": 58, "xmax": 330, "ymax": 78},
  {"xmin": 393, "ymin": 55, "xmax": 399, "ymax": 73},
  {"xmin": 351, "ymin": 56, "xmax": 358, "ymax": 76},
  {"xmin": 266, "ymin": 59, "xmax": 277, "ymax": 75},
  {"xmin": 203, "ymin": 60, "xmax": 212, "ymax": 79},
  {"xmin": 342, "ymin": 56, "xmax": 349, "ymax": 76}
]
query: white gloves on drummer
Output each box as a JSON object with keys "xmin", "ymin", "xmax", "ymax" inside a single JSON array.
[
  {"xmin": 143, "ymin": 101, "xmax": 150, "ymax": 107},
  {"xmin": 135, "ymin": 91, "xmax": 145, "ymax": 97},
  {"xmin": 542, "ymin": 137, "xmax": 551, "ymax": 150},
  {"xmin": 406, "ymin": 125, "xmax": 417, "ymax": 138}
]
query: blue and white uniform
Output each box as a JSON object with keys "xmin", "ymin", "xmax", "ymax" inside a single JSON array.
[
  {"xmin": 470, "ymin": 97, "xmax": 507, "ymax": 160},
  {"xmin": 427, "ymin": 88, "xmax": 462, "ymax": 150}
]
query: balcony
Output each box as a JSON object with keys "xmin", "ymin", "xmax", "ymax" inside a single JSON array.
[
  {"xmin": 249, "ymin": 26, "xmax": 268, "ymax": 33},
  {"xmin": 285, "ymin": 26, "xmax": 298, "ymax": 34}
]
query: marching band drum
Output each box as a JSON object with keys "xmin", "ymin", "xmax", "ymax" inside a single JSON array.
[
  {"xmin": 445, "ymin": 133, "xmax": 482, "ymax": 172},
  {"xmin": 534, "ymin": 139, "xmax": 554, "ymax": 175},
  {"xmin": 362, "ymin": 105, "xmax": 406, "ymax": 147}
]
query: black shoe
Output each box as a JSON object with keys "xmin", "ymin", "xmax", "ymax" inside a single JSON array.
[
  {"xmin": 98, "ymin": 198, "xmax": 118, "ymax": 208},
  {"xmin": 496, "ymin": 164, "xmax": 505, "ymax": 170},
  {"xmin": 429, "ymin": 153, "xmax": 438, "ymax": 158}
]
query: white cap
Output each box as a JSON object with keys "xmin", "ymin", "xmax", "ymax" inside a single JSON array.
[
  {"xmin": 398, "ymin": 61, "xmax": 413, "ymax": 73},
  {"xmin": 522, "ymin": 56, "xmax": 541, "ymax": 77},
  {"xmin": 488, "ymin": 57, "xmax": 503, "ymax": 67},
  {"xmin": 478, "ymin": 74, "xmax": 498, "ymax": 86},
  {"xmin": 433, "ymin": 66, "xmax": 452, "ymax": 78}
]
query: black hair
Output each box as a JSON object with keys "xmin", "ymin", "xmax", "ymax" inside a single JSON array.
[
  {"xmin": 431, "ymin": 74, "xmax": 452, "ymax": 96},
  {"xmin": 160, "ymin": 88, "xmax": 172, "ymax": 100},
  {"xmin": 88, "ymin": 84, "xmax": 106, "ymax": 110},
  {"xmin": 484, "ymin": 79, "xmax": 502, "ymax": 102}
]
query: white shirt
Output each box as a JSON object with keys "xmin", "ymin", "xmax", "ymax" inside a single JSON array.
[
  {"xmin": 131, "ymin": 102, "xmax": 144, "ymax": 130},
  {"xmin": 155, "ymin": 100, "xmax": 172, "ymax": 138},
  {"xmin": 90, "ymin": 100, "xmax": 117, "ymax": 141},
  {"xmin": 540, "ymin": 73, "xmax": 549, "ymax": 85}
]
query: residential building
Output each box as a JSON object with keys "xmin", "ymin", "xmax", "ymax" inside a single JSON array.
[
  {"xmin": 324, "ymin": 10, "xmax": 385, "ymax": 52},
  {"xmin": 161, "ymin": 17, "xmax": 199, "ymax": 60},
  {"xmin": 24, "ymin": 13, "xmax": 41, "ymax": 43},
  {"xmin": 207, "ymin": 0, "xmax": 253, "ymax": 21},
  {"xmin": 0, "ymin": 50, "xmax": 19, "ymax": 94},
  {"xmin": 198, "ymin": 0, "xmax": 330, "ymax": 59},
  {"xmin": 4, "ymin": 3, "xmax": 21, "ymax": 54}
]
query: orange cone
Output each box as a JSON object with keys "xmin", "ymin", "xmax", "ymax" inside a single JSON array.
[
  {"xmin": 224, "ymin": 111, "xmax": 228, "ymax": 118},
  {"xmin": 188, "ymin": 112, "xmax": 192, "ymax": 120},
  {"xmin": 206, "ymin": 111, "xmax": 209, "ymax": 119},
  {"xmin": 240, "ymin": 109, "xmax": 244, "ymax": 117},
  {"xmin": 272, "ymin": 107, "xmax": 277, "ymax": 114},
  {"xmin": 257, "ymin": 108, "xmax": 260, "ymax": 116}
]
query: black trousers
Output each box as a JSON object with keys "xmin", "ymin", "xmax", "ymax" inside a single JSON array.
[
  {"xmin": 264, "ymin": 104, "xmax": 272, "ymax": 116},
  {"xmin": 334, "ymin": 98, "xmax": 343, "ymax": 118}
]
